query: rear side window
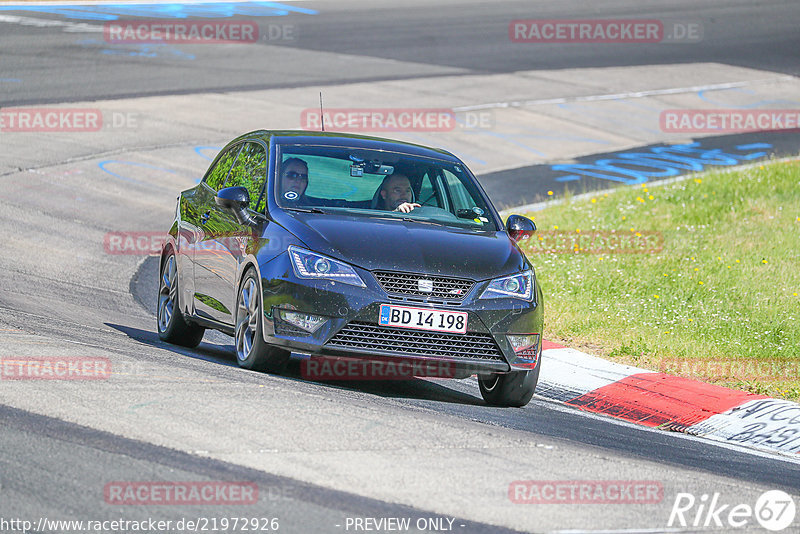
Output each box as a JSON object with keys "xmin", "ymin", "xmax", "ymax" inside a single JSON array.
[
  {"xmin": 417, "ymin": 170, "xmax": 443, "ymax": 208},
  {"xmin": 205, "ymin": 144, "xmax": 241, "ymax": 191},
  {"xmin": 444, "ymin": 169, "xmax": 476, "ymax": 211},
  {"xmin": 226, "ymin": 142, "xmax": 268, "ymax": 212}
]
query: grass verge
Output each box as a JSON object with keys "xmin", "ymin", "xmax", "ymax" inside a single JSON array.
[{"xmin": 520, "ymin": 158, "xmax": 800, "ymax": 401}]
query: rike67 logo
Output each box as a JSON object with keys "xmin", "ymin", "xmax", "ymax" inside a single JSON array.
[{"xmin": 668, "ymin": 490, "xmax": 796, "ymax": 531}]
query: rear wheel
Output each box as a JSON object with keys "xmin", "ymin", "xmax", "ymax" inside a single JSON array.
[
  {"xmin": 235, "ymin": 269, "xmax": 289, "ymax": 373},
  {"xmin": 478, "ymin": 364, "xmax": 540, "ymax": 407},
  {"xmin": 157, "ymin": 252, "xmax": 205, "ymax": 348}
]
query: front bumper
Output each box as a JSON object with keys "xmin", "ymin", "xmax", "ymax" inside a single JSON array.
[{"xmin": 259, "ymin": 253, "xmax": 543, "ymax": 374}]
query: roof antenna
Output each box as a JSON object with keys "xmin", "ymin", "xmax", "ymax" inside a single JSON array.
[{"xmin": 319, "ymin": 91, "xmax": 325, "ymax": 132}]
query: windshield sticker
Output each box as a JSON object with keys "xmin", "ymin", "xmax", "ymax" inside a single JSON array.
[{"xmin": 284, "ymin": 191, "xmax": 299, "ymax": 200}]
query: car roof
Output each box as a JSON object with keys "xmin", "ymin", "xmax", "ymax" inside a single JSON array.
[{"xmin": 229, "ymin": 130, "xmax": 461, "ymax": 162}]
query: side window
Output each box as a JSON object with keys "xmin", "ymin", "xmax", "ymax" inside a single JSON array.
[
  {"xmin": 205, "ymin": 144, "xmax": 241, "ymax": 191},
  {"xmin": 226, "ymin": 142, "xmax": 268, "ymax": 211},
  {"xmin": 417, "ymin": 171, "xmax": 442, "ymax": 208},
  {"xmin": 444, "ymin": 170, "xmax": 476, "ymax": 211}
]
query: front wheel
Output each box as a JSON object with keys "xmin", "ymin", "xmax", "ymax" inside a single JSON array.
[
  {"xmin": 157, "ymin": 252, "xmax": 205, "ymax": 348},
  {"xmin": 478, "ymin": 364, "xmax": 540, "ymax": 407},
  {"xmin": 235, "ymin": 269, "xmax": 289, "ymax": 373}
]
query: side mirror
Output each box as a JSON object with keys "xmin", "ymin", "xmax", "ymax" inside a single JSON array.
[
  {"xmin": 506, "ymin": 214, "xmax": 536, "ymax": 242},
  {"xmin": 216, "ymin": 186, "xmax": 253, "ymax": 225}
]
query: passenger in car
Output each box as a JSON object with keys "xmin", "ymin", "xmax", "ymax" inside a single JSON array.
[{"xmin": 374, "ymin": 172, "xmax": 421, "ymax": 213}]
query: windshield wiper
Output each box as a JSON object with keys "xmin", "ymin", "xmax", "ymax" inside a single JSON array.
[
  {"xmin": 401, "ymin": 216, "xmax": 445, "ymax": 227},
  {"xmin": 285, "ymin": 207, "xmax": 326, "ymax": 214}
]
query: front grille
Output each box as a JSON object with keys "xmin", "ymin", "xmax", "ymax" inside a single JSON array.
[
  {"xmin": 373, "ymin": 271, "xmax": 475, "ymax": 301},
  {"xmin": 326, "ymin": 321, "xmax": 504, "ymax": 361}
]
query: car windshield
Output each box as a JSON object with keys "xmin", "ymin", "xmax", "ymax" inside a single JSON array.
[{"xmin": 274, "ymin": 144, "xmax": 499, "ymax": 231}]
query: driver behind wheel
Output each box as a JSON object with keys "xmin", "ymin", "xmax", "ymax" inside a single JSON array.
[{"xmin": 375, "ymin": 172, "xmax": 421, "ymax": 213}]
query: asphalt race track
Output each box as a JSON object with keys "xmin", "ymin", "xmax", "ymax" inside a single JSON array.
[
  {"xmin": 2, "ymin": 0, "xmax": 799, "ymax": 106},
  {"xmin": 1, "ymin": 1, "xmax": 799, "ymax": 533}
]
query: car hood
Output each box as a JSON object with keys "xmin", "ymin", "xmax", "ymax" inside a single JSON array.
[{"xmin": 274, "ymin": 211, "xmax": 527, "ymax": 280}]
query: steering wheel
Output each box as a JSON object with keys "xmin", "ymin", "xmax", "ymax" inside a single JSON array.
[{"xmin": 410, "ymin": 205, "xmax": 458, "ymax": 219}]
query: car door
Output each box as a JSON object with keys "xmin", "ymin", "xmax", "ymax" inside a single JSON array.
[
  {"xmin": 190, "ymin": 143, "xmax": 243, "ymax": 323},
  {"xmin": 194, "ymin": 141, "xmax": 268, "ymax": 325}
]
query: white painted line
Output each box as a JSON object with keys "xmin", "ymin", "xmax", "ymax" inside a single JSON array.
[
  {"xmin": 453, "ymin": 77, "xmax": 797, "ymax": 112},
  {"xmin": 0, "ymin": 13, "xmax": 102, "ymax": 31}
]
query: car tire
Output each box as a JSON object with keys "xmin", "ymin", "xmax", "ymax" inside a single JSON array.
[
  {"xmin": 157, "ymin": 251, "xmax": 205, "ymax": 348},
  {"xmin": 478, "ymin": 363, "xmax": 540, "ymax": 407},
  {"xmin": 235, "ymin": 268, "xmax": 289, "ymax": 373}
]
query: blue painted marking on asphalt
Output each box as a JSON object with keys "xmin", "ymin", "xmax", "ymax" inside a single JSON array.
[
  {"xmin": 101, "ymin": 48, "xmax": 151, "ymax": 58},
  {"xmin": 195, "ymin": 146, "xmax": 222, "ymax": 182},
  {"xmin": 735, "ymin": 143, "xmax": 772, "ymax": 150},
  {"xmin": 552, "ymin": 141, "xmax": 775, "ymax": 185},
  {"xmin": 78, "ymin": 39, "xmax": 194, "ymax": 59},
  {"xmin": 735, "ymin": 98, "xmax": 800, "ymax": 108},
  {"xmin": 0, "ymin": 78, "xmax": 22, "ymax": 83},
  {"xmin": 76, "ymin": 38, "xmax": 196, "ymax": 59},
  {"xmin": 462, "ymin": 154, "xmax": 489, "ymax": 166},
  {"xmin": 98, "ymin": 160, "xmax": 176, "ymax": 185},
  {"xmin": 195, "ymin": 146, "xmax": 222, "ymax": 161},
  {"xmin": 697, "ymin": 88, "xmax": 800, "ymax": 109},
  {"xmin": 0, "ymin": 2, "xmax": 318, "ymax": 21},
  {"xmin": 697, "ymin": 87, "xmax": 752, "ymax": 106},
  {"xmin": 103, "ymin": 44, "xmax": 194, "ymax": 60},
  {"xmin": 733, "ymin": 144, "xmax": 769, "ymax": 159}
]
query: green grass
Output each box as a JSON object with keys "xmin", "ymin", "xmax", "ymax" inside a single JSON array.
[{"xmin": 520, "ymin": 159, "xmax": 800, "ymax": 401}]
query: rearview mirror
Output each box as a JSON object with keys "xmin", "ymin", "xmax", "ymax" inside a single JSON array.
[{"xmin": 506, "ymin": 214, "xmax": 536, "ymax": 242}]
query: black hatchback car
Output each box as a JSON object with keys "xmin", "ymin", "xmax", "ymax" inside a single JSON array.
[{"xmin": 158, "ymin": 131, "xmax": 543, "ymax": 406}]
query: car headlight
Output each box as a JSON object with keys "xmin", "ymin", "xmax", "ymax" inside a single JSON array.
[
  {"xmin": 288, "ymin": 246, "xmax": 366, "ymax": 287},
  {"xmin": 479, "ymin": 270, "xmax": 534, "ymax": 301}
]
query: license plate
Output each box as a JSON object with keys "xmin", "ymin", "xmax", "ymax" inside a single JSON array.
[{"xmin": 378, "ymin": 304, "xmax": 467, "ymax": 334}]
